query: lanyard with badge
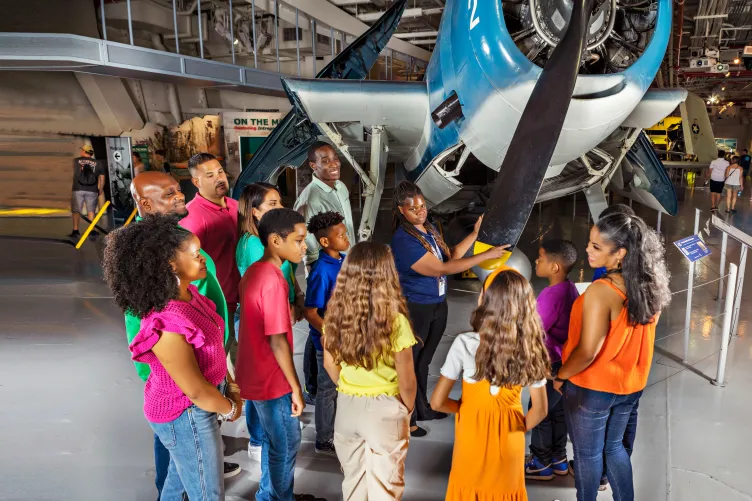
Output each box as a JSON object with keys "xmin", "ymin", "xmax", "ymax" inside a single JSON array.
[{"xmin": 426, "ymin": 233, "xmax": 447, "ymax": 297}]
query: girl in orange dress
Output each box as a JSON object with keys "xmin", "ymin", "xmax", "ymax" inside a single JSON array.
[{"xmin": 430, "ymin": 269, "xmax": 551, "ymax": 501}]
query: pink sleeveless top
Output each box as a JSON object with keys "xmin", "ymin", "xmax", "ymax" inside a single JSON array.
[{"xmin": 130, "ymin": 285, "xmax": 227, "ymax": 423}]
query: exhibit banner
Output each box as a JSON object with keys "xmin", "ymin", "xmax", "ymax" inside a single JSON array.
[
  {"xmin": 105, "ymin": 137, "xmax": 134, "ymax": 223},
  {"xmin": 222, "ymin": 111, "xmax": 283, "ymax": 181}
]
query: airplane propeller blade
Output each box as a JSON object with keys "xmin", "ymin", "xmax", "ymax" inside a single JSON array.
[{"xmin": 476, "ymin": 0, "xmax": 597, "ymax": 254}]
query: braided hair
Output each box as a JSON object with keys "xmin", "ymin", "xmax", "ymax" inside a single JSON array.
[{"xmin": 392, "ymin": 181, "xmax": 451, "ymax": 257}]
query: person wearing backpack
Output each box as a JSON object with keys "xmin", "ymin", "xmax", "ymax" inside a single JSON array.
[{"xmin": 70, "ymin": 144, "xmax": 105, "ymax": 239}]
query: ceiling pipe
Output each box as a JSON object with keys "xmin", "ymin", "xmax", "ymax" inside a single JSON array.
[
  {"xmin": 675, "ymin": 0, "xmax": 684, "ymax": 86},
  {"xmin": 395, "ymin": 30, "xmax": 439, "ymax": 39},
  {"xmin": 357, "ymin": 7, "xmax": 443, "ymax": 22}
]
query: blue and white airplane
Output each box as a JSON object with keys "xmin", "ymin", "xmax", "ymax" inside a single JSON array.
[{"xmin": 236, "ymin": 0, "xmax": 686, "ymax": 278}]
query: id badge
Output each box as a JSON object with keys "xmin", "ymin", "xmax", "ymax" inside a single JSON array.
[{"xmin": 438, "ymin": 275, "xmax": 447, "ymax": 296}]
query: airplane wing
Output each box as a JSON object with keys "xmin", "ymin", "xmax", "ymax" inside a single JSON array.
[{"xmin": 281, "ymin": 78, "xmax": 429, "ymax": 164}]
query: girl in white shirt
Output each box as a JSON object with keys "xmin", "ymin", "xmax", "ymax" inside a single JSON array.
[
  {"xmin": 725, "ymin": 156, "xmax": 744, "ymax": 213},
  {"xmin": 430, "ymin": 269, "xmax": 549, "ymax": 501}
]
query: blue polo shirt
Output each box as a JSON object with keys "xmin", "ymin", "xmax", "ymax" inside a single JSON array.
[
  {"xmin": 391, "ymin": 226, "xmax": 448, "ymax": 304},
  {"xmin": 305, "ymin": 251, "xmax": 345, "ymax": 351}
]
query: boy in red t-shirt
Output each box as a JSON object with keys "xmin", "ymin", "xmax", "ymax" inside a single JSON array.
[{"xmin": 236, "ymin": 208, "xmax": 308, "ymax": 501}]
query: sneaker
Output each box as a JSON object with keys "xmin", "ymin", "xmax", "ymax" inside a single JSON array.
[
  {"xmin": 304, "ymin": 393, "xmax": 316, "ymax": 406},
  {"xmin": 410, "ymin": 426, "xmax": 428, "ymax": 438},
  {"xmin": 223, "ymin": 462, "xmax": 241, "ymax": 479},
  {"xmin": 89, "ymin": 230, "xmax": 99, "ymax": 238},
  {"xmin": 551, "ymin": 456, "xmax": 569, "ymax": 476},
  {"xmin": 600, "ymin": 476, "xmax": 610, "ymax": 491},
  {"xmin": 315, "ymin": 440, "xmax": 337, "ymax": 457},
  {"xmin": 68, "ymin": 229, "xmax": 80, "ymax": 238},
  {"xmin": 568, "ymin": 461, "xmax": 609, "ymax": 491},
  {"xmin": 732, "ymin": 209, "xmax": 738, "ymax": 213},
  {"xmin": 525, "ymin": 456, "xmax": 554, "ymax": 480},
  {"xmin": 421, "ymin": 410, "xmax": 448, "ymax": 421},
  {"xmin": 248, "ymin": 444, "xmax": 262, "ymax": 462}
]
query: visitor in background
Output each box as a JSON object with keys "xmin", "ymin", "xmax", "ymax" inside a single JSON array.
[
  {"xmin": 69, "ymin": 144, "xmax": 105, "ymax": 239},
  {"xmin": 180, "ymin": 153, "xmax": 242, "ymax": 376},
  {"xmin": 133, "ymin": 151, "xmax": 146, "ymax": 177},
  {"xmin": 126, "ymin": 172, "xmax": 239, "ymax": 495},
  {"xmin": 236, "ymin": 182, "xmax": 304, "ymax": 462},
  {"xmin": 236, "ymin": 208, "xmax": 313, "ymax": 501},
  {"xmin": 554, "ymin": 210, "xmax": 671, "ymax": 501},
  {"xmin": 390, "ymin": 180, "xmax": 508, "ymax": 436},
  {"xmin": 430, "ymin": 269, "xmax": 549, "ymax": 500},
  {"xmin": 322, "ymin": 242, "xmax": 417, "ymax": 501},
  {"xmin": 725, "ymin": 156, "xmax": 743, "ymax": 213},
  {"xmin": 303, "ymin": 211, "xmax": 350, "ymax": 457},
  {"xmin": 740, "ymin": 148, "xmax": 751, "ymax": 180},
  {"xmin": 103, "ymin": 214, "xmax": 242, "ymax": 501},
  {"xmin": 707, "ymin": 150, "xmax": 730, "ymax": 212},
  {"xmin": 525, "ymin": 240, "xmax": 579, "ymax": 481},
  {"xmin": 155, "ymin": 149, "xmax": 170, "ymax": 174},
  {"xmin": 295, "ymin": 141, "xmax": 356, "ymax": 403}
]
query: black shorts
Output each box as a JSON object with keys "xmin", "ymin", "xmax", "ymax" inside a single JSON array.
[{"xmin": 710, "ymin": 180, "xmax": 725, "ymax": 194}]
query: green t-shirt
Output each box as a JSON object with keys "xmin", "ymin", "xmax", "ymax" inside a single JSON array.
[
  {"xmin": 123, "ymin": 219, "xmax": 230, "ymax": 382},
  {"xmin": 236, "ymin": 232, "xmax": 295, "ymax": 303}
]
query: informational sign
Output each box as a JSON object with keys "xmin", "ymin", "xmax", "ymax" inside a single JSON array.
[
  {"xmin": 132, "ymin": 143, "xmax": 151, "ymax": 171},
  {"xmin": 222, "ymin": 111, "xmax": 283, "ymax": 180},
  {"xmin": 105, "ymin": 137, "xmax": 134, "ymax": 223},
  {"xmin": 674, "ymin": 235, "xmax": 712, "ymax": 263}
]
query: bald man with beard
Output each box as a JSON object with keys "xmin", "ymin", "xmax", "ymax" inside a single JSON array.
[{"xmin": 124, "ymin": 172, "xmax": 240, "ymax": 497}]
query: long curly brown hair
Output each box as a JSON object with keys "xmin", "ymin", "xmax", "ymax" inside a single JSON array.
[
  {"xmin": 471, "ymin": 270, "xmax": 550, "ymax": 387},
  {"xmin": 323, "ymin": 242, "xmax": 410, "ymax": 371}
]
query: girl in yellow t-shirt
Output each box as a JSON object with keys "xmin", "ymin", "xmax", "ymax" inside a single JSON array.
[{"xmin": 322, "ymin": 242, "xmax": 418, "ymax": 501}]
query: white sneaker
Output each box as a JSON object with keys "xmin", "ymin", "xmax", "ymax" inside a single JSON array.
[{"xmin": 248, "ymin": 444, "xmax": 262, "ymax": 462}]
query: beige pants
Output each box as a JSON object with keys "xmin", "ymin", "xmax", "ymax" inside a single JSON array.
[{"xmin": 334, "ymin": 394, "xmax": 411, "ymax": 501}]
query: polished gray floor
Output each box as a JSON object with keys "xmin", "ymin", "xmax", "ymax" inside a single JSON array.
[{"xmin": 3, "ymin": 188, "xmax": 752, "ymax": 501}]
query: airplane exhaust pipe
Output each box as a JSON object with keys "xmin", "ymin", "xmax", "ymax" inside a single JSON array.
[{"xmin": 431, "ymin": 91, "xmax": 463, "ymax": 129}]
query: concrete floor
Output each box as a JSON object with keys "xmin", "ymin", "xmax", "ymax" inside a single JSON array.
[{"xmin": 3, "ymin": 187, "xmax": 752, "ymax": 501}]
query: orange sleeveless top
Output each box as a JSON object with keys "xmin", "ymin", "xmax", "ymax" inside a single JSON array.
[{"xmin": 561, "ymin": 280, "xmax": 656, "ymax": 395}]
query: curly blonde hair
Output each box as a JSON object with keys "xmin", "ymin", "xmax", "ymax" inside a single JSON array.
[
  {"xmin": 472, "ymin": 269, "xmax": 550, "ymax": 387},
  {"xmin": 323, "ymin": 242, "xmax": 410, "ymax": 371}
]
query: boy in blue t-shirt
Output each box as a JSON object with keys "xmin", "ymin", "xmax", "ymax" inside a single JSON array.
[{"xmin": 303, "ymin": 211, "xmax": 350, "ymax": 456}]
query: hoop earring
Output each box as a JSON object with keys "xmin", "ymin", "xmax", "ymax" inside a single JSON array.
[{"xmin": 175, "ymin": 274, "xmax": 181, "ymax": 288}]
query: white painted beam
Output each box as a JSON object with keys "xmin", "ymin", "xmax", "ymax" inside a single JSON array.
[
  {"xmin": 329, "ymin": 0, "xmax": 371, "ymax": 5},
  {"xmin": 395, "ymin": 30, "xmax": 439, "ymax": 39},
  {"xmin": 357, "ymin": 7, "xmax": 443, "ymax": 22}
]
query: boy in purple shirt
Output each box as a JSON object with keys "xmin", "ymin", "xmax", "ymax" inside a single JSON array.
[{"xmin": 525, "ymin": 239, "xmax": 579, "ymax": 480}]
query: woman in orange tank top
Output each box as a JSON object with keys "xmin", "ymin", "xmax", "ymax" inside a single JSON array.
[{"xmin": 553, "ymin": 207, "xmax": 670, "ymax": 501}]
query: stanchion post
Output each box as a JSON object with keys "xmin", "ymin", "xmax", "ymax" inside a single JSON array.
[
  {"xmin": 718, "ymin": 232, "xmax": 728, "ymax": 300},
  {"xmin": 683, "ymin": 208, "xmax": 702, "ymax": 362},
  {"xmin": 657, "ymin": 209, "xmax": 662, "ymax": 233},
  {"xmin": 731, "ymin": 244, "xmax": 748, "ymax": 336},
  {"xmin": 713, "ymin": 263, "xmax": 737, "ymax": 386}
]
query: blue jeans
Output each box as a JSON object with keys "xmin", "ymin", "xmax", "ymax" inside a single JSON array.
[
  {"xmin": 315, "ymin": 350, "xmax": 337, "ymax": 444},
  {"xmin": 149, "ymin": 406, "xmax": 224, "ymax": 501},
  {"xmin": 245, "ymin": 400, "xmax": 263, "ymax": 447},
  {"xmin": 564, "ymin": 382, "xmax": 642, "ymax": 501},
  {"xmin": 253, "ymin": 393, "xmax": 302, "ymax": 501},
  {"xmin": 154, "ymin": 433, "xmax": 170, "ymax": 499}
]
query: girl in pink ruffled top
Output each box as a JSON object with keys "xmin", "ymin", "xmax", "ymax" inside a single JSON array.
[{"xmin": 103, "ymin": 214, "xmax": 242, "ymax": 501}]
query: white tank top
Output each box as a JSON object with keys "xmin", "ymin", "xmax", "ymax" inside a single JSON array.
[{"xmin": 727, "ymin": 166, "xmax": 742, "ymax": 185}]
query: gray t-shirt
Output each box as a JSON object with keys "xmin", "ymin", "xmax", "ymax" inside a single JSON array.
[{"xmin": 72, "ymin": 157, "xmax": 105, "ymax": 193}]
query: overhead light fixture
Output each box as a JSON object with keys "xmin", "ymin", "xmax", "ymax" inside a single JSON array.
[
  {"xmin": 734, "ymin": 58, "xmax": 740, "ymax": 64},
  {"xmin": 726, "ymin": 72, "xmax": 731, "ymax": 77},
  {"xmin": 234, "ymin": 39, "xmax": 239, "ymax": 45},
  {"xmin": 722, "ymin": 86, "xmax": 726, "ymax": 90},
  {"xmin": 707, "ymin": 100, "xmax": 712, "ymax": 104}
]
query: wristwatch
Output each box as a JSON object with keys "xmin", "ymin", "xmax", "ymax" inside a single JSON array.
[{"xmin": 552, "ymin": 367, "xmax": 567, "ymax": 384}]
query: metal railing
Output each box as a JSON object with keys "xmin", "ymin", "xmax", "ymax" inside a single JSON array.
[{"xmin": 97, "ymin": 0, "xmax": 428, "ymax": 81}]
